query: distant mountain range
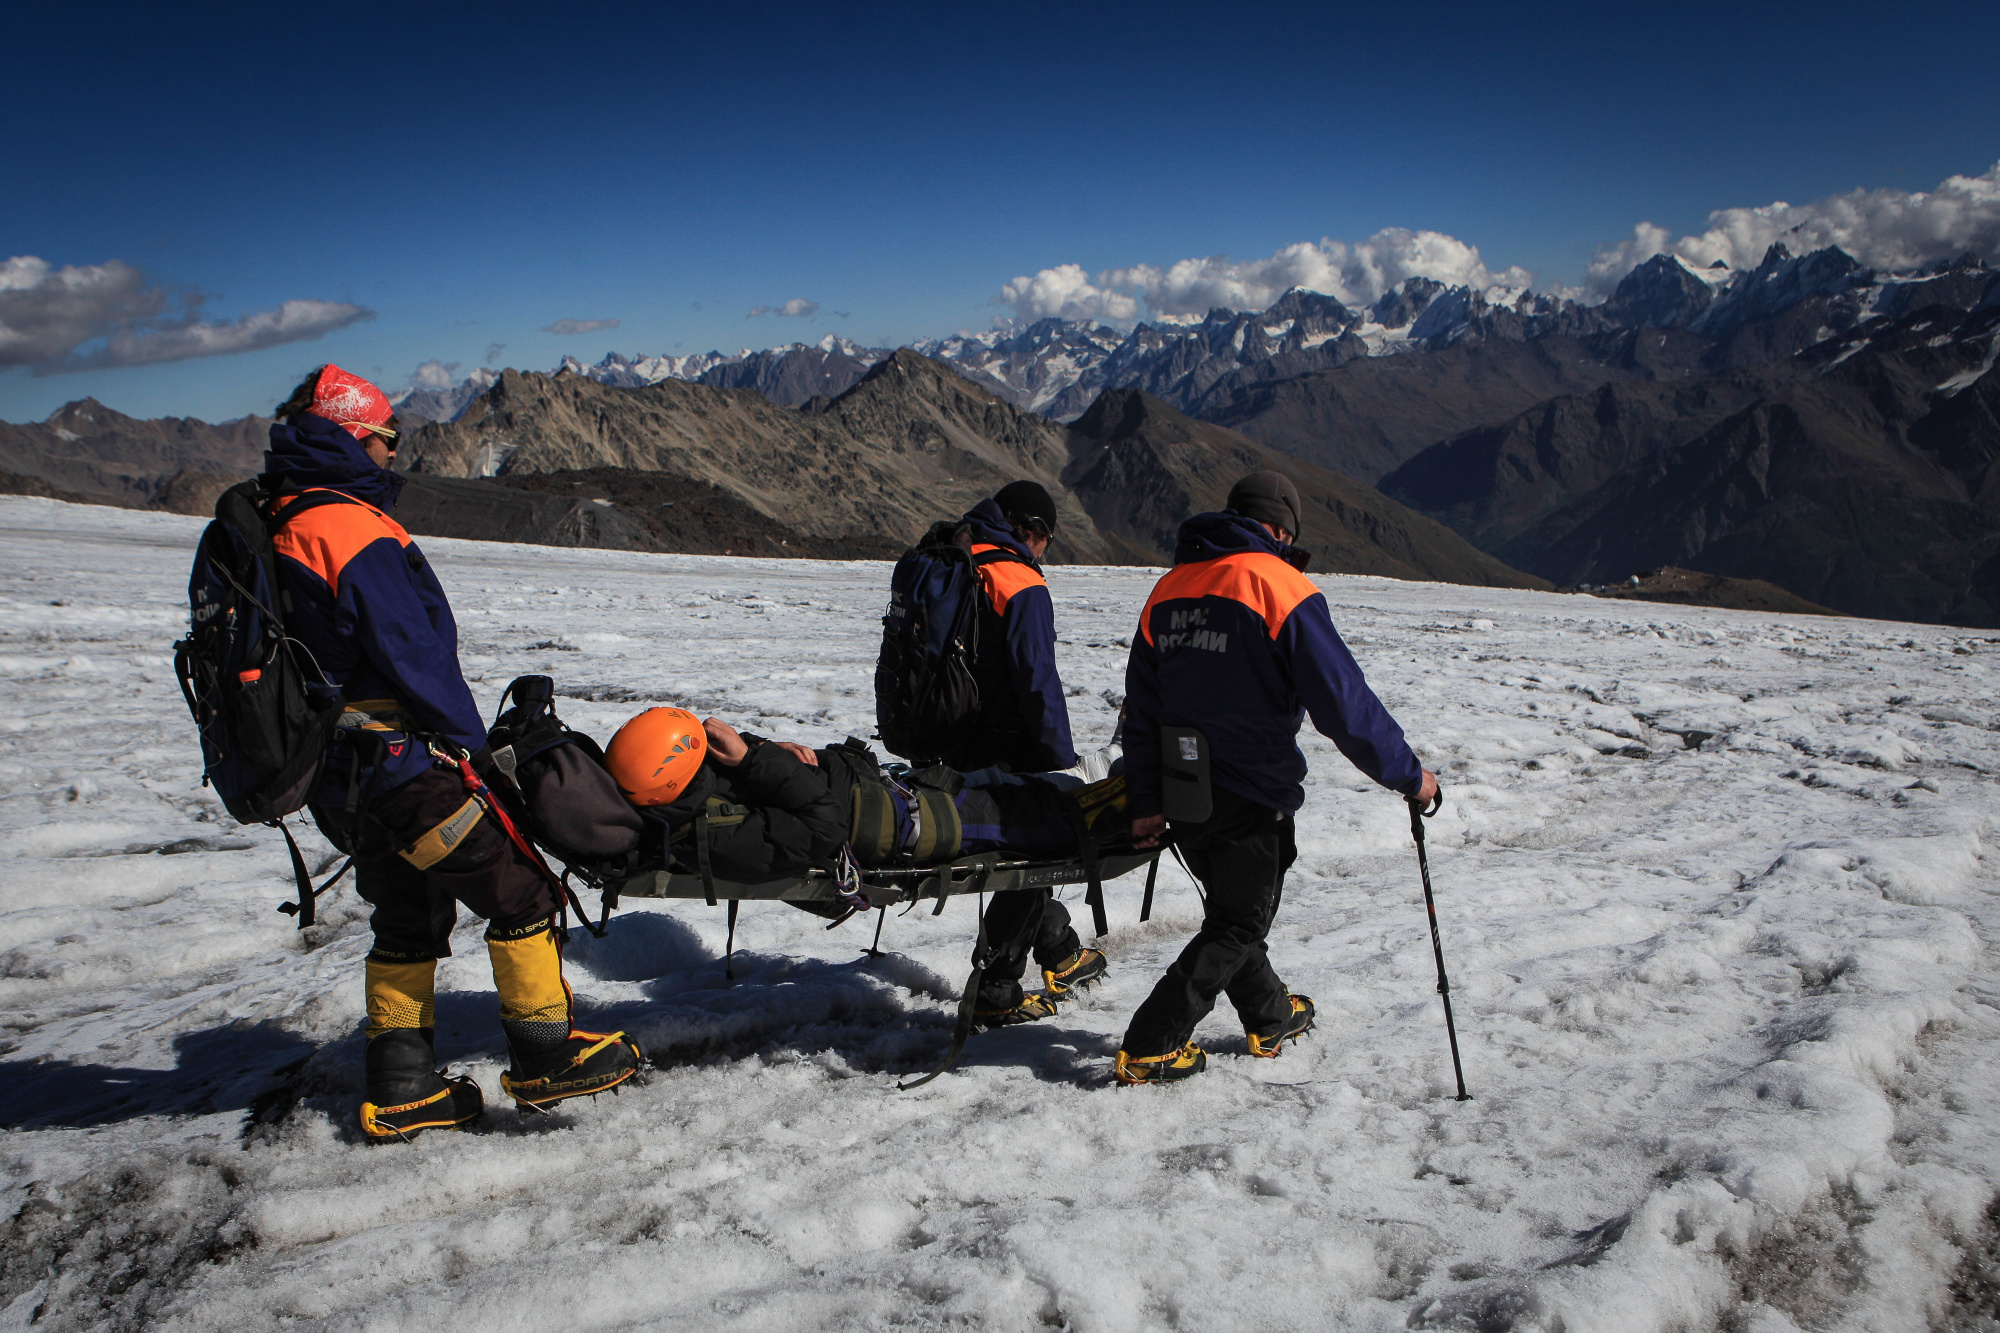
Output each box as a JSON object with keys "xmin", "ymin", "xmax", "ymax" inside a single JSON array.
[
  {"xmin": 5, "ymin": 243, "xmax": 1996, "ymax": 626},
  {"xmin": 397, "ymin": 245, "xmax": 1995, "ymax": 440},
  {"xmin": 394, "ymin": 352, "xmax": 1538, "ymax": 587}
]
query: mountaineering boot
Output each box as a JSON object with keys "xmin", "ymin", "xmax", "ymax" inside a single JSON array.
[
  {"xmin": 488, "ymin": 919, "xmax": 641, "ymax": 1109},
  {"xmin": 1114, "ymin": 1043, "xmax": 1208, "ymax": 1085},
  {"xmin": 1247, "ymin": 993, "xmax": 1316, "ymax": 1058},
  {"xmin": 358, "ymin": 959, "xmax": 483, "ymax": 1142},
  {"xmin": 973, "ymin": 990, "xmax": 1060, "ymax": 1030},
  {"xmin": 1043, "ymin": 947, "xmax": 1108, "ymax": 1000}
]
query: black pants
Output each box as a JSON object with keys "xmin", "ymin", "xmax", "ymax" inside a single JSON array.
[
  {"xmin": 1122, "ymin": 786, "xmax": 1297, "ymax": 1057},
  {"xmin": 314, "ymin": 765, "xmax": 560, "ymax": 962},
  {"xmin": 976, "ymin": 889, "xmax": 1080, "ymax": 1007}
]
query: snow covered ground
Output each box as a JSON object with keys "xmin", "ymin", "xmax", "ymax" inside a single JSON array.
[{"xmin": 1, "ymin": 494, "xmax": 1997, "ymax": 1332}]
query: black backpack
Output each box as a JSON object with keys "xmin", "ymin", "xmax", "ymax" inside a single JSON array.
[
  {"xmin": 175, "ymin": 481, "xmax": 359, "ymax": 825},
  {"xmin": 874, "ymin": 521, "xmax": 1027, "ymax": 762},
  {"xmin": 485, "ymin": 675, "xmax": 645, "ymax": 897}
]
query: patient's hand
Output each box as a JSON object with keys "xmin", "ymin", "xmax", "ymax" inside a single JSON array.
[
  {"xmin": 773, "ymin": 741, "xmax": 818, "ymax": 767},
  {"xmin": 702, "ymin": 717, "xmax": 749, "ymax": 766}
]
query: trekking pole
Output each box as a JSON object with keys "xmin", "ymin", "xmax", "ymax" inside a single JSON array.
[{"xmin": 1408, "ymin": 792, "xmax": 1470, "ymax": 1102}]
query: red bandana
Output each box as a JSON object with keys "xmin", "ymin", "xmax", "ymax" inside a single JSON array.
[{"xmin": 311, "ymin": 365, "xmax": 394, "ymax": 442}]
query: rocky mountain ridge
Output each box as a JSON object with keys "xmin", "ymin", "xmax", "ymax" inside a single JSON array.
[
  {"xmin": 393, "ymin": 247, "xmax": 1992, "ymax": 448},
  {"xmin": 0, "ymin": 399, "xmax": 268, "ymax": 516},
  {"xmin": 1, "ymin": 351, "xmax": 1540, "ymax": 590},
  {"xmin": 1378, "ymin": 293, "xmax": 2000, "ymax": 625}
]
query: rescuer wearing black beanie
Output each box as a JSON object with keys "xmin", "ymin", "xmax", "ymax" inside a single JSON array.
[
  {"xmin": 994, "ymin": 479, "xmax": 1060, "ymax": 539},
  {"xmin": 1225, "ymin": 470, "xmax": 1302, "ymax": 541},
  {"xmin": 874, "ymin": 477, "xmax": 1105, "ymax": 1034}
]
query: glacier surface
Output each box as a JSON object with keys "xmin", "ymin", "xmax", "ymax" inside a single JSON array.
[{"xmin": 0, "ymin": 497, "xmax": 1996, "ymax": 1331}]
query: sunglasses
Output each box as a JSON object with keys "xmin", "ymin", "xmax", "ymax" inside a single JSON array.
[{"xmin": 350, "ymin": 419, "xmax": 401, "ymax": 450}]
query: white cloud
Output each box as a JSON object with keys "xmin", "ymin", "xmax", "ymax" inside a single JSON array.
[
  {"xmin": 997, "ymin": 231, "xmax": 1532, "ymax": 324},
  {"xmin": 995, "ymin": 264, "xmax": 1140, "ymax": 322},
  {"xmin": 747, "ymin": 298, "xmax": 820, "ymax": 318},
  {"xmin": 543, "ymin": 318, "xmax": 619, "ymax": 335},
  {"xmin": 410, "ymin": 359, "xmax": 461, "ymax": 389},
  {"xmin": 0, "ymin": 255, "xmax": 369, "ymax": 372},
  {"xmin": 1586, "ymin": 161, "xmax": 2000, "ymax": 295}
]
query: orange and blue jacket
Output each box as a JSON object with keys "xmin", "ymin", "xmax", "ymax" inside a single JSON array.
[
  {"xmin": 262, "ymin": 415, "xmax": 486, "ymax": 798},
  {"xmin": 954, "ymin": 499, "xmax": 1076, "ymax": 773},
  {"xmin": 1124, "ymin": 511, "xmax": 1421, "ymax": 816}
]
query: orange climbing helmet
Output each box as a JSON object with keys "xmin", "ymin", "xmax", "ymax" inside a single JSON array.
[{"xmin": 605, "ymin": 706, "xmax": 708, "ymax": 805}]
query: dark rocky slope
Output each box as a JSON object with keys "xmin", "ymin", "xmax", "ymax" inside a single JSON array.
[
  {"xmin": 397, "ymin": 350, "xmax": 1115, "ymax": 563},
  {"xmin": 1199, "ymin": 333, "xmax": 1674, "ymax": 485},
  {"xmin": 1063, "ymin": 389, "xmax": 1547, "ymax": 587},
  {"xmin": 0, "ymin": 400, "xmax": 267, "ymax": 514},
  {"xmin": 1584, "ymin": 567, "xmax": 1838, "ymax": 616},
  {"xmin": 1382, "ymin": 302, "xmax": 2000, "ymax": 626}
]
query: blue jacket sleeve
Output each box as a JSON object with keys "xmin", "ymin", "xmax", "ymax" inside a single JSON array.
[
  {"xmin": 1002, "ymin": 583, "xmax": 1078, "ymax": 771},
  {"xmin": 1278, "ymin": 593, "xmax": 1423, "ymax": 795},
  {"xmin": 336, "ymin": 539, "xmax": 488, "ymax": 751},
  {"xmin": 1122, "ymin": 621, "xmax": 1163, "ymax": 818}
]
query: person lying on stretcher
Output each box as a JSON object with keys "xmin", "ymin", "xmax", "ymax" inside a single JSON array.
[{"xmin": 601, "ymin": 707, "xmax": 1127, "ymax": 888}]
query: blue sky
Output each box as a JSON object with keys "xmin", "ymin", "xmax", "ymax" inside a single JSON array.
[{"xmin": 4, "ymin": 0, "xmax": 1998, "ymax": 423}]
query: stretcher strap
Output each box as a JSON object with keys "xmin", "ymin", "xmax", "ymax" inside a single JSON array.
[
  {"xmin": 911, "ymin": 788, "xmax": 961, "ymax": 862},
  {"xmin": 1058, "ymin": 793, "xmax": 1109, "ymax": 939},
  {"xmin": 724, "ymin": 899, "xmax": 740, "ymax": 980},
  {"xmin": 899, "ymin": 869, "xmax": 994, "ymax": 1091},
  {"xmin": 1141, "ymin": 851, "xmax": 1159, "ymax": 923},
  {"xmin": 397, "ymin": 796, "xmax": 485, "ymax": 870},
  {"xmin": 850, "ymin": 782, "xmax": 896, "ymax": 864},
  {"xmin": 695, "ymin": 812, "xmax": 717, "ymax": 907}
]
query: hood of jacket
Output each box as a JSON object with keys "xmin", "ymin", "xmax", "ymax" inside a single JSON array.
[
  {"xmin": 260, "ymin": 412, "xmax": 406, "ymax": 510},
  {"xmin": 959, "ymin": 497, "xmax": 1038, "ymax": 563},
  {"xmin": 1173, "ymin": 509, "xmax": 1309, "ymax": 569}
]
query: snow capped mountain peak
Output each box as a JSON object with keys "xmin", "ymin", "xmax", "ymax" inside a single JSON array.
[
  {"xmin": 405, "ymin": 243, "xmax": 1996, "ymax": 430},
  {"xmin": 389, "ymin": 367, "xmax": 498, "ymax": 423}
]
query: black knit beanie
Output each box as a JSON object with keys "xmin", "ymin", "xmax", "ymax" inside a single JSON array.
[
  {"xmin": 1227, "ymin": 470, "xmax": 1302, "ymax": 539},
  {"xmin": 994, "ymin": 480, "xmax": 1058, "ymax": 534}
]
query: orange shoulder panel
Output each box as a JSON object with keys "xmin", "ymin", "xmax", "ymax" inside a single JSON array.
[
  {"xmin": 972, "ymin": 544, "xmax": 1047, "ymax": 615},
  {"xmin": 270, "ymin": 490, "xmax": 413, "ymax": 596},
  {"xmin": 1138, "ymin": 552, "xmax": 1317, "ymax": 644}
]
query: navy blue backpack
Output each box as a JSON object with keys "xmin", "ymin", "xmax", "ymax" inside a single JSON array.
[
  {"xmin": 873, "ymin": 520, "xmax": 1025, "ymax": 762},
  {"xmin": 174, "ymin": 481, "xmax": 354, "ymax": 828}
]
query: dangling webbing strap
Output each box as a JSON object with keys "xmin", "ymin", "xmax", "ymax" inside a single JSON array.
[
  {"xmin": 1140, "ymin": 850, "xmax": 1159, "ymax": 923},
  {"xmin": 898, "ymin": 869, "xmax": 994, "ymax": 1091},
  {"xmin": 1168, "ymin": 840, "xmax": 1204, "ymax": 908},
  {"xmin": 724, "ymin": 899, "xmax": 740, "ymax": 980},
  {"xmin": 274, "ymin": 819, "xmax": 354, "ymax": 928},
  {"xmin": 695, "ymin": 811, "xmax": 717, "ymax": 907},
  {"xmin": 1059, "ymin": 793, "xmax": 1109, "ymax": 939}
]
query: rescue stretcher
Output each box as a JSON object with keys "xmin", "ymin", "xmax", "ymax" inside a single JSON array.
[
  {"xmin": 619, "ymin": 848, "xmax": 1161, "ymax": 907},
  {"xmin": 615, "ymin": 846, "xmax": 1167, "ymax": 1089}
]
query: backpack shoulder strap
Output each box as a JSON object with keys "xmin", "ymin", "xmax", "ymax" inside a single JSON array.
[{"xmin": 268, "ymin": 487, "xmax": 369, "ymax": 531}]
